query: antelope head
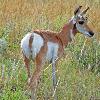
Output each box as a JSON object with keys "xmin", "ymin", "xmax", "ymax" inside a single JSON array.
[{"xmin": 71, "ymin": 6, "xmax": 94, "ymax": 37}]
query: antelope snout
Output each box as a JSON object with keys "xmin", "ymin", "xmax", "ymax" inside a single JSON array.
[{"xmin": 89, "ymin": 31, "xmax": 94, "ymax": 37}]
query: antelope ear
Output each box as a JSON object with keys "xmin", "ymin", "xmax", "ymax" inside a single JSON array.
[
  {"xmin": 81, "ymin": 7, "xmax": 90, "ymax": 15},
  {"xmin": 74, "ymin": 6, "xmax": 82, "ymax": 16}
]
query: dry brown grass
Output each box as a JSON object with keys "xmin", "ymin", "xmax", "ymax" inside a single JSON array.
[
  {"xmin": 0, "ymin": 0, "xmax": 100, "ymax": 32},
  {"xmin": 0, "ymin": 0, "xmax": 100, "ymax": 99}
]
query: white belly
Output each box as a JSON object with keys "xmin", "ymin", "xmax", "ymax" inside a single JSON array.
[
  {"xmin": 21, "ymin": 32, "xmax": 44, "ymax": 59},
  {"xmin": 46, "ymin": 42, "xmax": 59, "ymax": 61}
]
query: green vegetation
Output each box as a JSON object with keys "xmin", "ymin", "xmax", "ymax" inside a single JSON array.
[{"xmin": 0, "ymin": 0, "xmax": 100, "ymax": 99}]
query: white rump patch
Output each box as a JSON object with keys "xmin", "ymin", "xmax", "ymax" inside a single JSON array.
[{"xmin": 21, "ymin": 32, "xmax": 44, "ymax": 59}]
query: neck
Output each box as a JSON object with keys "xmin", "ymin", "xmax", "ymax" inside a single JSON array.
[{"xmin": 58, "ymin": 20, "xmax": 77, "ymax": 47}]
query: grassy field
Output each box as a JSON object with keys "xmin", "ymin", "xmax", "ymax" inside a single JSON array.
[{"xmin": 0, "ymin": 0, "xmax": 100, "ymax": 100}]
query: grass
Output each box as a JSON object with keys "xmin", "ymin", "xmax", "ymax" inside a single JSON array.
[{"xmin": 0, "ymin": 0, "xmax": 100, "ymax": 100}]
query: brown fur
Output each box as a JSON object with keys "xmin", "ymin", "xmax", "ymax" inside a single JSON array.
[{"xmin": 29, "ymin": 34, "xmax": 34, "ymax": 49}]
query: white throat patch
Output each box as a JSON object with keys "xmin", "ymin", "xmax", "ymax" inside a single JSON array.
[{"xmin": 70, "ymin": 30, "xmax": 74, "ymax": 40}]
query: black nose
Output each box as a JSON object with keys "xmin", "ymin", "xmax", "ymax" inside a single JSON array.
[{"xmin": 89, "ymin": 31, "xmax": 94, "ymax": 36}]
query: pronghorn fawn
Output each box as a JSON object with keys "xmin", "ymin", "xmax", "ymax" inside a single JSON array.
[{"xmin": 21, "ymin": 6, "xmax": 94, "ymax": 99}]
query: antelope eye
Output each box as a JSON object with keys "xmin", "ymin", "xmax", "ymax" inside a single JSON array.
[{"xmin": 78, "ymin": 21, "xmax": 84, "ymax": 25}]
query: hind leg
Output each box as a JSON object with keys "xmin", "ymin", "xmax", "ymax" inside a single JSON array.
[
  {"xmin": 23, "ymin": 54, "xmax": 31, "ymax": 78},
  {"xmin": 29, "ymin": 45, "xmax": 47, "ymax": 89},
  {"xmin": 28, "ymin": 44, "xmax": 47, "ymax": 100}
]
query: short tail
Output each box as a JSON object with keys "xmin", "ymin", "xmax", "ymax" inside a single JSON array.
[{"xmin": 29, "ymin": 33, "xmax": 34, "ymax": 51}]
